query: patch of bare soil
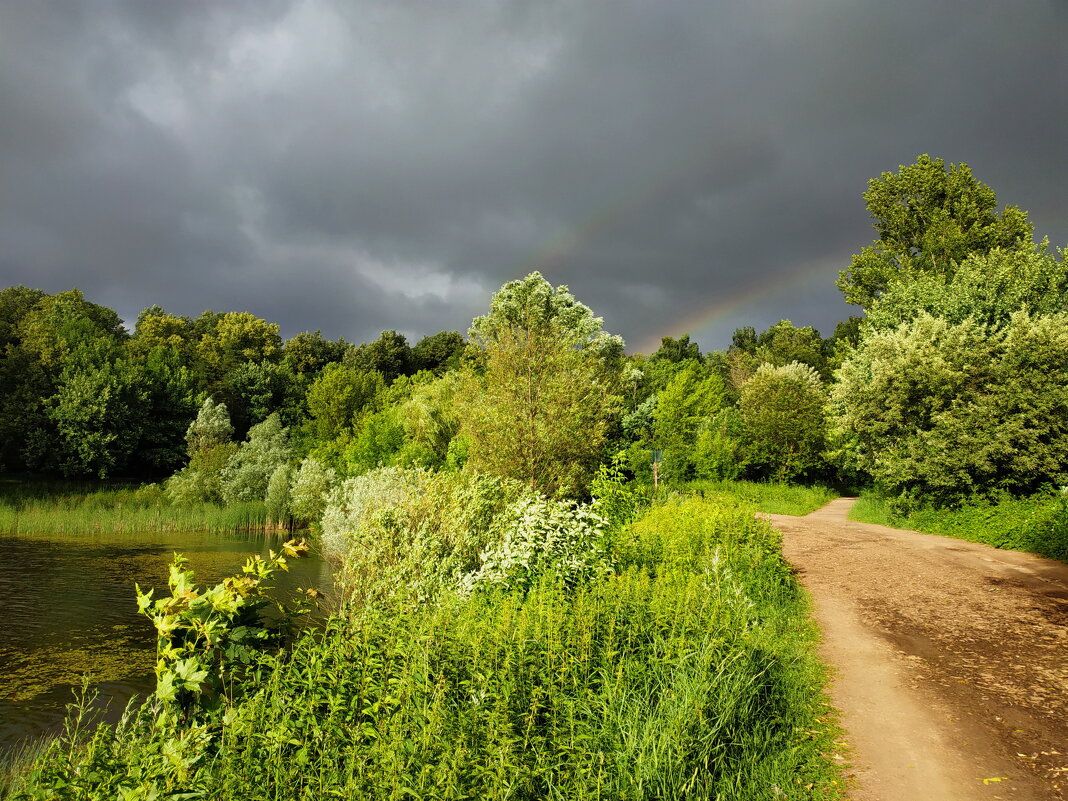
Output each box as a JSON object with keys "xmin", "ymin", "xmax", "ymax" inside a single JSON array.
[{"xmin": 770, "ymin": 499, "xmax": 1068, "ymax": 801}]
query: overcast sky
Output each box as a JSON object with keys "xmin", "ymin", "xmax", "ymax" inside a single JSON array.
[{"xmin": 1, "ymin": 1, "xmax": 1065, "ymax": 353}]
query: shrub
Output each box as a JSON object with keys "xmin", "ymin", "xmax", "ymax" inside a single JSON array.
[
  {"xmin": 320, "ymin": 467, "xmax": 521, "ymax": 604},
  {"xmin": 739, "ymin": 362, "xmax": 827, "ymax": 481},
  {"xmin": 461, "ymin": 493, "xmax": 612, "ymax": 594},
  {"xmin": 832, "ymin": 311, "xmax": 1068, "ymax": 506}
]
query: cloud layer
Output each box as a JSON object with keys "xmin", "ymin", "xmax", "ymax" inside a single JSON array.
[{"xmin": 1, "ymin": 0, "xmax": 1064, "ymax": 351}]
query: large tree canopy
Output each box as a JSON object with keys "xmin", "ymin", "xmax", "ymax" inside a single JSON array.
[{"xmin": 837, "ymin": 155, "xmax": 1034, "ymax": 309}]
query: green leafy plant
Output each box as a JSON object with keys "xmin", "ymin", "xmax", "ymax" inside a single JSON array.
[{"xmin": 135, "ymin": 538, "xmax": 311, "ymax": 724}]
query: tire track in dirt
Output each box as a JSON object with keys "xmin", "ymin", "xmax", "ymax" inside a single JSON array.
[{"xmin": 769, "ymin": 498, "xmax": 1068, "ymax": 801}]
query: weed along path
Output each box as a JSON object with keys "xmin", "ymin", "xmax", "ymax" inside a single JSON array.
[{"xmin": 769, "ymin": 498, "xmax": 1068, "ymax": 801}]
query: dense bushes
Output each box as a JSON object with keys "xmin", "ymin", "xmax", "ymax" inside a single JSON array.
[
  {"xmin": 832, "ymin": 311, "xmax": 1068, "ymax": 506},
  {"xmin": 319, "ymin": 466, "xmax": 618, "ymax": 603},
  {"xmin": 5, "ymin": 498, "xmax": 845, "ymax": 800}
]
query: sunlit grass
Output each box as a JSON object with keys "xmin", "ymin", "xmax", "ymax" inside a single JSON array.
[
  {"xmin": 5, "ymin": 497, "xmax": 846, "ymax": 800},
  {"xmin": 671, "ymin": 478, "xmax": 839, "ymax": 516},
  {"xmin": 850, "ymin": 490, "xmax": 1068, "ymax": 562},
  {"xmin": 0, "ymin": 481, "xmax": 270, "ymax": 535}
]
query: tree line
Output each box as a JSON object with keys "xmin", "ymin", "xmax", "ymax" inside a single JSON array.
[{"xmin": 1, "ymin": 154, "xmax": 1064, "ymax": 514}]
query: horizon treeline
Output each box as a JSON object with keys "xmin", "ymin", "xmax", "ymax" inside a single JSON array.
[{"xmin": 1, "ymin": 154, "xmax": 1065, "ymax": 513}]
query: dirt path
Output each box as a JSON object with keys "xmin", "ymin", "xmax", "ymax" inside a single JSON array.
[{"xmin": 769, "ymin": 499, "xmax": 1068, "ymax": 801}]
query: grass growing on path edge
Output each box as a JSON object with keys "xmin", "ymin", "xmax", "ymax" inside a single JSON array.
[
  {"xmin": 849, "ymin": 491, "xmax": 1068, "ymax": 563},
  {"xmin": 675, "ymin": 479, "xmax": 839, "ymax": 516}
]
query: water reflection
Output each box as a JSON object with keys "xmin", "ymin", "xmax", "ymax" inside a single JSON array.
[{"xmin": 0, "ymin": 529, "xmax": 332, "ymax": 752}]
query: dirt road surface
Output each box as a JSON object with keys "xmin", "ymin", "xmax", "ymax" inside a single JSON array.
[{"xmin": 770, "ymin": 499, "xmax": 1068, "ymax": 801}]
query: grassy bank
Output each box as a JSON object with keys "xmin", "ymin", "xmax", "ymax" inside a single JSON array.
[
  {"xmin": 675, "ymin": 479, "xmax": 838, "ymax": 516},
  {"xmin": 850, "ymin": 491, "xmax": 1068, "ymax": 562},
  {"xmin": 0, "ymin": 482, "xmax": 271, "ymax": 534},
  {"xmin": 4, "ymin": 497, "xmax": 844, "ymax": 800}
]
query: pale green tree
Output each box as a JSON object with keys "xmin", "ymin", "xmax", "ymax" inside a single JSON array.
[
  {"xmin": 219, "ymin": 413, "xmax": 293, "ymax": 504},
  {"xmin": 461, "ymin": 272, "xmax": 624, "ymax": 497},
  {"xmin": 185, "ymin": 397, "xmax": 234, "ymax": 462},
  {"xmin": 264, "ymin": 463, "xmax": 296, "ymax": 528},
  {"xmin": 289, "ymin": 457, "xmax": 338, "ymax": 524},
  {"xmin": 831, "ymin": 312, "xmax": 1068, "ymax": 506},
  {"xmin": 167, "ymin": 398, "xmax": 236, "ymax": 503},
  {"xmin": 864, "ymin": 244, "xmax": 1068, "ymax": 332}
]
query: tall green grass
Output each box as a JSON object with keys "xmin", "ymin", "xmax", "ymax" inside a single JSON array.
[
  {"xmin": 5, "ymin": 497, "xmax": 845, "ymax": 800},
  {"xmin": 674, "ymin": 479, "xmax": 838, "ymax": 516},
  {"xmin": 850, "ymin": 490, "xmax": 1068, "ymax": 562},
  {"xmin": 0, "ymin": 482, "xmax": 271, "ymax": 534}
]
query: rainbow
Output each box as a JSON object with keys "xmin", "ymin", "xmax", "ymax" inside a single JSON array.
[
  {"xmin": 633, "ymin": 257, "xmax": 843, "ymax": 354},
  {"xmin": 510, "ymin": 137, "xmax": 848, "ymax": 355}
]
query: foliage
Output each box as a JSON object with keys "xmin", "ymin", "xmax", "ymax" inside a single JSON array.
[
  {"xmin": 219, "ymin": 414, "xmax": 293, "ymax": 505},
  {"xmin": 167, "ymin": 399, "xmax": 236, "ymax": 504},
  {"xmin": 588, "ymin": 452, "xmax": 647, "ymax": 529},
  {"xmin": 693, "ymin": 406, "xmax": 747, "ymax": 481},
  {"xmin": 461, "ymin": 272, "xmax": 624, "ymax": 498},
  {"xmin": 264, "ymin": 463, "xmax": 295, "ymax": 527},
  {"xmin": 7, "ymin": 498, "xmax": 845, "ymax": 801},
  {"xmin": 650, "ymin": 333, "xmax": 701, "ymax": 363},
  {"xmin": 305, "ymin": 364, "xmax": 383, "ymax": 441},
  {"xmin": 134, "ymin": 541, "xmax": 309, "ymax": 725},
  {"xmin": 739, "ymin": 362, "xmax": 827, "ymax": 482},
  {"xmin": 411, "ymin": 330, "xmax": 465, "ymax": 374},
  {"xmin": 194, "ymin": 311, "xmax": 282, "ymax": 386},
  {"xmin": 837, "ymin": 154, "xmax": 1034, "ymax": 308},
  {"xmin": 653, "ymin": 361, "xmax": 727, "ymax": 481},
  {"xmin": 281, "ymin": 329, "xmax": 348, "ymax": 380},
  {"xmin": 731, "ymin": 320, "xmax": 830, "ymax": 379},
  {"xmin": 218, "ymin": 359, "xmax": 302, "ymax": 436},
  {"xmin": 288, "ymin": 457, "xmax": 337, "ymax": 525},
  {"xmin": 850, "ymin": 489, "xmax": 1068, "ymax": 563},
  {"xmin": 462, "ymin": 494, "xmax": 613, "ymax": 594},
  {"xmin": 15, "ymin": 289, "xmax": 127, "ymax": 374},
  {"xmin": 346, "ymin": 330, "xmax": 413, "ymax": 383},
  {"xmin": 398, "ymin": 371, "xmax": 461, "ymax": 468},
  {"xmin": 344, "ymin": 406, "xmax": 407, "ymax": 474},
  {"xmin": 47, "ymin": 351, "xmax": 149, "ymax": 477},
  {"xmin": 320, "ymin": 466, "xmax": 522, "ymax": 604},
  {"xmin": 185, "ymin": 398, "xmax": 233, "ymax": 462},
  {"xmin": 468, "ymin": 271, "xmax": 626, "ymax": 367},
  {"xmin": 831, "ymin": 312, "xmax": 1068, "ymax": 506},
  {"xmin": 864, "ymin": 244, "xmax": 1068, "ymax": 331}
]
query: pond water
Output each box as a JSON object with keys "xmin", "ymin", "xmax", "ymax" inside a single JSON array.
[{"xmin": 0, "ymin": 528, "xmax": 333, "ymax": 754}]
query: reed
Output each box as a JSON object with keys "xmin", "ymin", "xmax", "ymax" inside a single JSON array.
[{"xmin": 0, "ymin": 483, "xmax": 271, "ymax": 535}]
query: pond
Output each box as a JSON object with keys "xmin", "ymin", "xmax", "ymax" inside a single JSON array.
[{"xmin": 0, "ymin": 528, "xmax": 333, "ymax": 754}]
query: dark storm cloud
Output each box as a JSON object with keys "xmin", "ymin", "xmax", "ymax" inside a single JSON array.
[{"xmin": 1, "ymin": 0, "xmax": 1065, "ymax": 351}]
